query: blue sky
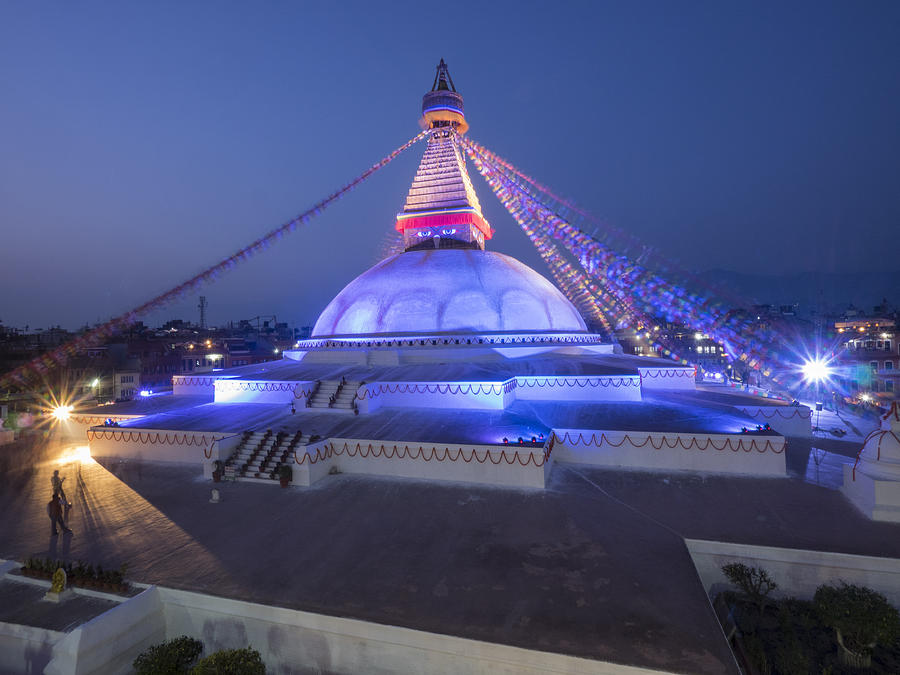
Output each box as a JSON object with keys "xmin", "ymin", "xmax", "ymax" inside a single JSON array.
[{"xmin": 1, "ymin": 1, "xmax": 898, "ymax": 329}]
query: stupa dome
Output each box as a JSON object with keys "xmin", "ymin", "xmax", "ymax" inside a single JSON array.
[{"xmin": 312, "ymin": 249, "xmax": 587, "ymax": 338}]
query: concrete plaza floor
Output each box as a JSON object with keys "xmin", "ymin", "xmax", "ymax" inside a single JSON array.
[{"xmin": 1, "ymin": 436, "xmax": 899, "ymax": 673}]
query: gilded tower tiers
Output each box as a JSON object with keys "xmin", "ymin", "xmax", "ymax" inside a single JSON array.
[{"xmin": 395, "ymin": 60, "xmax": 493, "ymax": 252}]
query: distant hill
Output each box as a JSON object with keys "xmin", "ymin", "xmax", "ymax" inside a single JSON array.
[{"xmin": 694, "ymin": 269, "xmax": 900, "ymax": 315}]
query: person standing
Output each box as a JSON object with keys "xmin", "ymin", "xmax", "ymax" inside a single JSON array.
[
  {"xmin": 48, "ymin": 492, "xmax": 71, "ymax": 536},
  {"xmin": 51, "ymin": 469, "xmax": 72, "ymax": 519},
  {"xmin": 51, "ymin": 470, "xmax": 67, "ymax": 503}
]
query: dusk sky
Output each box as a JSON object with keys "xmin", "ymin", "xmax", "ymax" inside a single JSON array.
[{"xmin": 2, "ymin": 1, "xmax": 898, "ymax": 331}]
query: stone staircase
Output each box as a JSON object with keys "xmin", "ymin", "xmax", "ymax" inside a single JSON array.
[
  {"xmin": 306, "ymin": 379, "xmax": 361, "ymax": 412},
  {"xmin": 225, "ymin": 429, "xmax": 312, "ymax": 480}
]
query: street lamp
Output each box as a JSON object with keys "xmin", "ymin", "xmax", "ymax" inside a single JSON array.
[{"xmin": 802, "ymin": 357, "xmax": 833, "ymax": 436}]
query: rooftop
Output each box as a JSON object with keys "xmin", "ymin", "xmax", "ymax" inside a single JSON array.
[{"xmin": 2, "ymin": 439, "xmax": 898, "ymax": 673}]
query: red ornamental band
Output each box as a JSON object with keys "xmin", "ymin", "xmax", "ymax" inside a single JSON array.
[
  {"xmin": 173, "ymin": 376, "xmax": 217, "ymax": 387},
  {"xmin": 215, "ymin": 380, "xmax": 314, "ymax": 398},
  {"xmin": 71, "ymin": 415, "xmax": 133, "ymax": 424},
  {"xmin": 639, "ymin": 368, "xmax": 697, "ymax": 379},
  {"xmin": 357, "ymin": 382, "xmax": 509, "ymax": 400},
  {"xmin": 851, "ymin": 429, "xmax": 900, "ymax": 480},
  {"xmin": 87, "ymin": 429, "xmax": 224, "ymax": 447},
  {"xmin": 741, "ymin": 407, "xmax": 811, "ymax": 420},
  {"xmin": 293, "ymin": 442, "xmax": 551, "ymax": 467},
  {"xmin": 551, "ymin": 431, "xmax": 783, "ymax": 454},
  {"xmin": 516, "ymin": 377, "xmax": 639, "ymax": 389},
  {"xmin": 395, "ymin": 210, "xmax": 493, "ymax": 240}
]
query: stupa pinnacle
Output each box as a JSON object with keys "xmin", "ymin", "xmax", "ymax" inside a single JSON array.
[
  {"xmin": 396, "ymin": 60, "xmax": 493, "ymax": 252},
  {"xmin": 421, "ymin": 58, "xmax": 467, "ymax": 134}
]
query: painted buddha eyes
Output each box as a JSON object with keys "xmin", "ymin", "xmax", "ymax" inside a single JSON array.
[{"xmin": 415, "ymin": 228, "xmax": 457, "ymax": 238}]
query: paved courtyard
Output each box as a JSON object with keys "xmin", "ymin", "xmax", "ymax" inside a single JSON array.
[{"xmin": 1, "ymin": 435, "xmax": 898, "ymax": 673}]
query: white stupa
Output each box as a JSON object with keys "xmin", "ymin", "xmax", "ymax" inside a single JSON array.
[
  {"xmin": 843, "ymin": 402, "xmax": 900, "ymax": 521},
  {"xmin": 74, "ymin": 60, "xmax": 804, "ymax": 489}
]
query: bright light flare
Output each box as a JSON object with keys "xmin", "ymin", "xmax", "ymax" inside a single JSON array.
[
  {"xmin": 51, "ymin": 405, "xmax": 74, "ymax": 422},
  {"xmin": 801, "ymin": 358, "xmax": 832, "ymax": 383},
  {"xmin": 57, "ymin": 444, "xmax": 94, "ymax": 465}
]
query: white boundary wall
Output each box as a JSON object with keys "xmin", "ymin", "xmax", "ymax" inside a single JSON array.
[
  {"xmin": 56, "ymin": 415, "xmax": 143, "ymax": 444},
  {"xmin": 202, "ymin": 434, "xmax": 244, "ymax": 479},
  {"xmin": 515, "ymin": 376, "xmax": 641, "ymax": 402},
  {"xmin": 289, "ymin": 440, "xmax": 335, "ymax": 486},
  {"xmin": 45, "ymin": 586, "xmax": 166, "ymax": 675},
  {"xmin": 686, "ymin": 539, "xmax": 900, "ymax": 607},
  {"xmin": 0, "ymin": 620, "xmax": 60, "ymax": 674},
  {"xmin": 214, "ymin": 379, "xmax": 314, "ymax": 405},
  {"xmin": 553, "ymin": 429, "xmax": 786, "ymax": 476},
  {"xmin": 88, "ymin": 428, "xmax": 228, "ymax": 465},
  {"xmin": 157, "ymin": 586, "xmax": 667, "ymax": 675},
  {"xmin": 314, "ymin": 438, "xmax": 550, "ymax": 489},
  {"xmin": 356, "ymin": 381, "xmax": 514, "ymax": 413},
  {"xmin": 638, "ymin": 367, "xmax": 696, "ymax": 391},
  {"xmin": 172, "ymin": 375, "xmax": 219, "ymax": 398},
  {"xmin": 735, "ymin": 405, "xmax": 812, "ymax": 437}
]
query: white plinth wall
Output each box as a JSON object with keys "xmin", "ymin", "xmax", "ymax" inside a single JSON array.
[
  {"xmin": 88, "ymin": 429, "xmax": 230, "ymax": 465},
  {"xmin": 286, "ymin": 438, "xmax": 551, "ymax": 489},
  {"xmin": 552, "ymin": 429, "xmax": 786, "ymax": 476}
]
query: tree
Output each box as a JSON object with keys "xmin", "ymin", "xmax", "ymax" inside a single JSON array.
[
  {"xmin": 191, "ymin": 647, "xmax": 265, "ymax": 674},
  {"xmin": 722, "ymin": 562, "xmax": 778, "ymax": 617},
  {"xmin": 133, "ymin": 636, "xmax": 203, "ymax": 674},
  {"xmin": 815, "ymin": 582, "xmax": 900, "ymax": 668}
]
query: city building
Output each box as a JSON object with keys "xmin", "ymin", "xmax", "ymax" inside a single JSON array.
[{"xmin": 835, "ymin": 310, "xmax": 899, "ymax": 402}]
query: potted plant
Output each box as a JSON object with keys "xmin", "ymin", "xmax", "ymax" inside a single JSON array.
[
  {"xmin": 212, "ymin": 459, "xmax": 224, "ymax": 482},
  {"xmin": 278, "ymin": 463, "xmax": 292, "ymax": 488}
]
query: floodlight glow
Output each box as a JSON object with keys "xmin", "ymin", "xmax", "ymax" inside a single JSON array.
[
  {"xmin": 801, "ymin": 358, "xmax": 832, "ymax": 383},
  {"xmin": 91, "ymin": 378, "xmax": 99, "ymax": 387},
  {"xmin": 860, "ymin": 393, "xmax": 872, "ymax": 403},
  {"xmin": 140, "ymin": 390, "xmax": 151, "ymax": 397},
  {"xmin": 52, "ymin": 405, "xmax": 73, "ymax": 422},
  {"xmin": 57, "ymin": 445, "xmax": 93, "ymax": 465}
]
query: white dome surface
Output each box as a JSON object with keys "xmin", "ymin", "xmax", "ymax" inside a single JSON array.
[
  {"xmin": 856, "ymin": 404, "xmax": 900, "ymax": 480},
  {"xmin": 312, "ymin": 249, "xmax": 587, "ymax": 337}
]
